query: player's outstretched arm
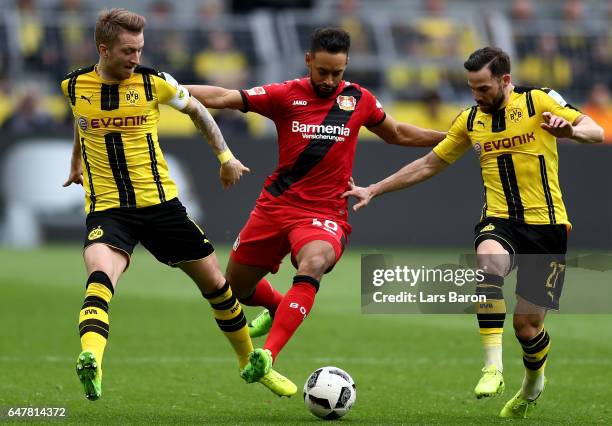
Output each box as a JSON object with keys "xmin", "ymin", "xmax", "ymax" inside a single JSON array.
[
  {"xmin": 185, "ymin": 85, "xmax": 244, "ymax": 110},
  {"xmin": 342, "ymin": 150, "xmax": 448, "ymax": 211},
  {"xmin": 63, "ymin": 121, "xmax": 83, "ymax": 187},
  {"xmin": 182, "ymin": 96, "xmax": 250, "ymax": 189},
  {"xmin": 541, "ymin": 112, "xmax": 604, "ymax": 144},
  {"xmin": 369, "ymin": 114, "xmax": 446, "ymax": 147}
]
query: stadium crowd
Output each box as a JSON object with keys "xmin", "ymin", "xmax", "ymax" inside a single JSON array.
[{"xmin": 0, "ymin": 0, "xmax": 610, "ymax": 141}]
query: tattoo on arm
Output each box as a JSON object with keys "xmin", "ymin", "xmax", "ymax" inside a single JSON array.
[{"xmin": 184, "ymin": 97, "xmax": 228, "ymax": 155}]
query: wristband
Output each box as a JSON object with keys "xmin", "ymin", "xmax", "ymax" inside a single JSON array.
[{"xmin": 217, "ymin": 149, "xmax": 234, "ymax": 165}]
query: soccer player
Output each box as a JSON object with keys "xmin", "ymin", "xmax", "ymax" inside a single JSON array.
[
  {"xmin": 186, "ymin": 27, "xmax": 445, "ymax": 379},
  {"xmin": 60, "ymin": 8, "xmax": 295, "ymax": 400},
  {"xmin": 343, "ymin": 47, "xmax": 603, "ymax": 418}
]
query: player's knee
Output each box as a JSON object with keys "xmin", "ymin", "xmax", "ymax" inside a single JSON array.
[
  {"xmin": 514, "ymin": 326, "xmax": 540, "ymax": 343},
  {"xmin": 476, "ymin": 241, "xmax": 511, "ymax": 276},
  {"xmin": 297, "ymin": 254, "xmax": 332, "ymax": 278},
  {"xmin": 476, "ymin": 254, "xmax": 509, "ymax": 276},
  {"xmin": 84, "ymin": 244, "xmax": 127, "ymax": 282},
  {"xmin": 513, "ymin": 316, "xmax": 542, "ymax": 341}
]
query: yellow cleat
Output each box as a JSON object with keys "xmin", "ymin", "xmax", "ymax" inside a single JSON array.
[
  {"xmin": 474, "ymin": 365, "xmax": 505, "ymax": 399},
  {"xmin": 257, "ymin": 368, "xmax": 298, "ymax": 397},
  {"xmin": 499, "ymin": 380, "xmax": 545, "ymax": 419},
  {"xmin": 240, "ymin": 348, "xmax": 297, "ymax": 397}
]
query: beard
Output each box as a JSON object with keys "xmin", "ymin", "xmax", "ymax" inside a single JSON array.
[
  {"xmin": 479, "ymin": 87, "xmax": 505, "ymax": 113},
  {"xmin": 310, "ymin": 76, "xmax": 337, "ymax": 98}
]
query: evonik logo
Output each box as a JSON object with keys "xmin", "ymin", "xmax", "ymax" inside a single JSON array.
[
  {"xmin": 291, "ymin": 120, "xmax": 351, "ymax": 142},
  {"xmin": 90, "ymin": 115, "xmax": 148, "ymax": 128},
  {"xmin": 482, "ymin": 132, "xmax": 535, "ymax": 153}
]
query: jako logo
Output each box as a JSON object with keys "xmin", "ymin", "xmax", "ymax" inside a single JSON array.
[
  {"xmin": 293, "ymin": 100, "xmax": 307, "ymax": 106},
  {"xmin": 91, "ymin": 115, "xmax": 147, "ymax": 128}
]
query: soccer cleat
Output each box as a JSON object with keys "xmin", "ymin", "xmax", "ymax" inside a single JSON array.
[
  {"xmin": 240, "ymin": 348, "xmax": 272, "ymax": 383},
  {"xmin": 240, "ymin": 348, "xmax": 296, "ymax": 397},
  {"xmin": 499, "ymin": 379, "xmax": 546, "ymax": 419},
  {"xmin": 258, "ymin": 368, "xmax": 297, "ymax": 397},
  {"xmin": 474, "ymin": 365, "xmax": 505, "ymax": 399},
  {"xmin": 76, "ymin": 351, "xmax": 102, "ymax": 401},
  {"xmin": 248, "ymin": 309, "xmax": 272, "ymax": 338}
]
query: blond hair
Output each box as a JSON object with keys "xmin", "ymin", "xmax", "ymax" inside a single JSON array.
[{"xmin": 94, "ymin": 8, "xmax": 146, "ymax": 49}]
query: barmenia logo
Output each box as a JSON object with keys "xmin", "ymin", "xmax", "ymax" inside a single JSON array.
[{"xmin": 291, "ymin": 121, "xmax": 351, "ymax": 142}]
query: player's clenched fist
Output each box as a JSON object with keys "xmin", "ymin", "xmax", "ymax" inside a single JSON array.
[{"xmin": 220, "ymin": 158, "xmax": 250, "ymax": 189}]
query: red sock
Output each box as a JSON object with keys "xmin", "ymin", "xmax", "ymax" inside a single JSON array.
[
  {"xmin": 240, "ymin": 278, "xmax": 283, "ymax": 316},
  {"xmin": 264, "ymin": 275, "xmax": 319, "ymax": 360}
]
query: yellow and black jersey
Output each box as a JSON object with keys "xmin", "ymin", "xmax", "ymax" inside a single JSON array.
[
  {"xmin": 60, "ymin": 65, "xmax": 190, "ymax": 213},
  {"xmin": 433, "ymin": 87, "xmax": 582, "ymax": 226}
]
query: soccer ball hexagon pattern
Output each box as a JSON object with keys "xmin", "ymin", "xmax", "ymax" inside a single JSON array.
[{"xmin": 303, "ymin": 366, "xmax": 356, "ymax": 420}]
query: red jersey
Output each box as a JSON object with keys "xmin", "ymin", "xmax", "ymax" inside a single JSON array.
[{"xmin": 240, "ymin": 77, "xmax": 385, "ymax": 221}]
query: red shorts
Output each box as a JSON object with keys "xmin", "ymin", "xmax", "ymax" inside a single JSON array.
[{"xmin": 230, "ymin": 204, "xmax": 351, "ymax": 273}]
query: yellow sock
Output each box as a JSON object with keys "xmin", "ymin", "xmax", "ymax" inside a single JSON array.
[
  {"xmin": 203, "ymin": 281, "xmax": 253, "ymax": 368},
  {"xmin": 79, "ymin": 271, "xmax": 113, "ymax": 367},
  {"xmin": 519, "ymin": 328, "xmax": 549, "ymax": 399}
]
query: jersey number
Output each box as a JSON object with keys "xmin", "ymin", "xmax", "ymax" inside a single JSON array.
[
  {"xmin": 312, "ymin": 218, "xmax": 338, "ymax": 234},
  {"xmin": 545, "ymin": 261, "xmax": 566, "ymax": 289},
  {"xmin": 545, "ymin": 261, "xmax": 566, "ymax": 302}
]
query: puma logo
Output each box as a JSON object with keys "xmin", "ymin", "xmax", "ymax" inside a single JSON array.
[
  {"xmin": 80, "ymin": 94, "xmax": 93, "ymax": 104},
  {"xmin": 477, "ymin": 120, "xmax": 485, "ymax": 128}
]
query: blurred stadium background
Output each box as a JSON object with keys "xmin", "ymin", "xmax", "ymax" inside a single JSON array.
[
  {"xmin": 0, "ymin": 0, "xmax": 611, "ymax": 424},
  {"xmin": 0, "ymin": 0, "xmax": 611, "ymax": 248}
]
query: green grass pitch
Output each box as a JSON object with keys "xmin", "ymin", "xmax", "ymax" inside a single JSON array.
[{"xmin": 1, "ymin": 245, "xmax": 611, "ymax": 424}]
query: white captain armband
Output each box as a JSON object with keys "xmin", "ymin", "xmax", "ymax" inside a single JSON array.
[
  {"xmin": 546, "ymin": 89, "xmax": 568, "ymax": 107},
  {"xmin": 160, "ymin": 71, "xmax": 190, "ymax": 110}
]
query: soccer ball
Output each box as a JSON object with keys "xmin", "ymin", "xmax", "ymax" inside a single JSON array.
[{"xmin": 303, "ymin": 366, "xmax": 356, "ymax": 420}]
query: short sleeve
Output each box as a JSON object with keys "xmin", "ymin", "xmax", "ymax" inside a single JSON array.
[
  {"xmin": 534, "ymin": 89, "xmax": 582, "ymax": 124},
  {"xmin": 362, "ymin": 88, "xmax": 386, "ymax": 128},
  {"xmin": 240, "ymin": 83, "xmax": 286, "ymax": 119},
  {"xmin": 156, "ymin": 72, "xmax": 190, "ymax": 110},
  {"xmin": 60, "ymin": 79, "xmax": 69, "ymax": 98},
  {"xmin": 432, "ymin": 109, "xmax": 472, "ymax": 164}
]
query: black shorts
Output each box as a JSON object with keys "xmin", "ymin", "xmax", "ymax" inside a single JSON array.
[
  {"xmin": 84, "ymin": 198, "xmax": 215, "ymax": 267},
  {"xmin": 474, "ymin": 217, "xmax": 568, "ymax": 310}
]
